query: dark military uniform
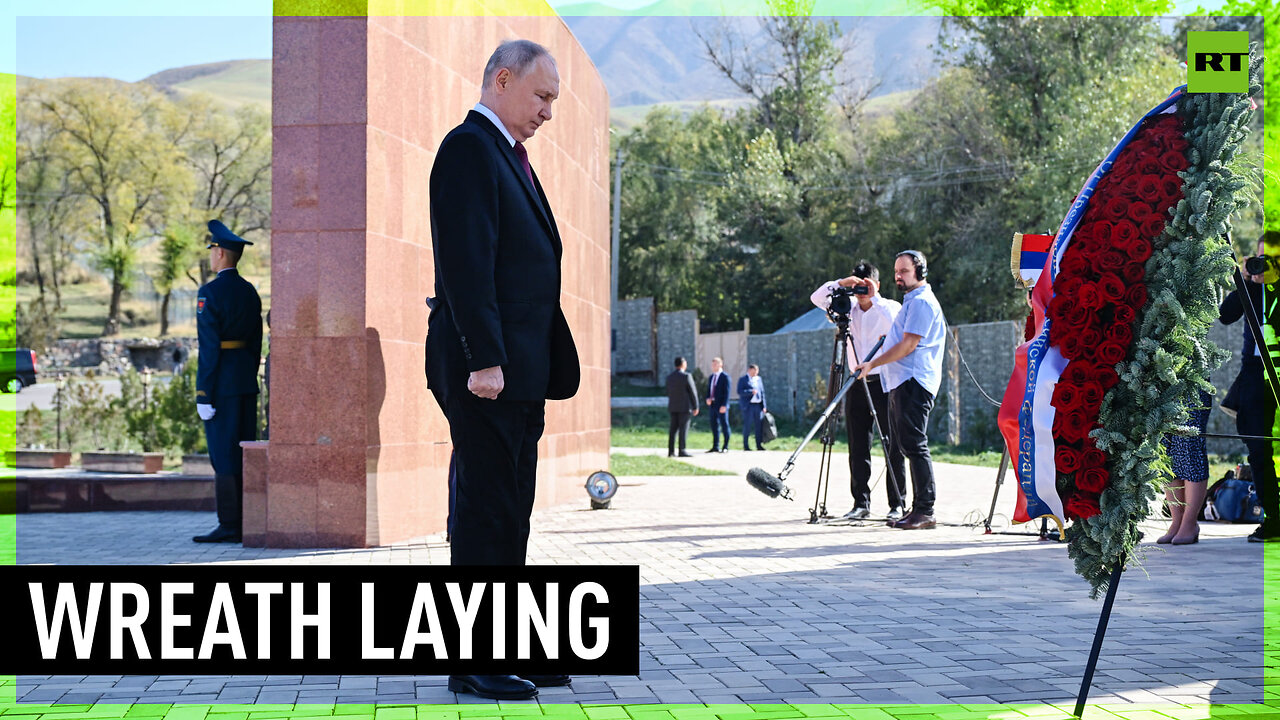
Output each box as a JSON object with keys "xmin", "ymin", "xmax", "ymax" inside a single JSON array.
[{"xmin": 195, "ymin": 221, "xmax": 263, "ymax": 542}]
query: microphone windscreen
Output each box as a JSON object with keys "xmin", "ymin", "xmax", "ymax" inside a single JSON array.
[{"xmin": 746, "ymin": 467, "xmax": 793, "ymax": 500}]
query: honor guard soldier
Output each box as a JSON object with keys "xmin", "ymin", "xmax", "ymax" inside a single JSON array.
[{"xmin": 193, "ymin": 219, "xmax": 263, "ymax": 543}]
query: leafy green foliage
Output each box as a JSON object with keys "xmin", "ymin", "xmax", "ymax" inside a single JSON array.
[{"xmin": 116, "ymin": 364, "xmax": 206, "ymax": 455}]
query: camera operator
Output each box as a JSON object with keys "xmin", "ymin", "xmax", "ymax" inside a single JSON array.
[
  {"xmin": 810, "ymin": 260, "xmax": 907, "ymax": 521},
  {"xmin": 852, "ymin": 250, "xmax": 947, "ymax": 530},
  {"xmin": 1221, "ymin": 234, "xmax": 1278, "ymax": 543}
]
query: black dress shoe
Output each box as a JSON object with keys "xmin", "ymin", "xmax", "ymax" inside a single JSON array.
[
  {"xmin": 678, "ymin": 451, "xmax": 693, "ymax": 457},
  {"xmin": 521, "ymin": 674, "xmax": 572, "ymax": 687},
  {"xmin": 193, "ymin": 525, "xmax": 242, "ymax": 543},
  {"xmin": 448, "ymin": 674, "xmax": 538, "ymax": 700},
  {"xmin": 705, "ymin": 447, "xmax": 720, "ymax": 453},
  {"xmin": 897, "ymin": 513, "xmax": 936, "ymax": 530}
]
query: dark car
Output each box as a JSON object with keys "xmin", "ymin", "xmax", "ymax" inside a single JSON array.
[{"xmin": 2, "ymin": 348, "xmax": 38, "ymax": 393}]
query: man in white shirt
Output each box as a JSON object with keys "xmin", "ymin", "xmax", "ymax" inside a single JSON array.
[
  {"xmin": 810, "ymin": 260, "xmax": 907, "ymax": 521},
  {"xmin": 853, "ymin": 250, "xmax": 948, "ymax": 530}
]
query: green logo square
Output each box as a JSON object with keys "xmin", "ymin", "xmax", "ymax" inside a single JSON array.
[{"xmin": 1187, "ymin": 30, "xmax": 1249, "ymax": 93}]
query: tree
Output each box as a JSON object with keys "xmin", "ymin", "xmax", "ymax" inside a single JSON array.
[
  {"xmin": 181, "ymin": 95, "xmax": 271, "ymax": 286},
  {"xmin": 28, "ymin": 79, "xmax": 194, "ymax": 335}
]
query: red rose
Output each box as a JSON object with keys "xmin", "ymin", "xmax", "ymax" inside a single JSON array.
[
  {"xmin": 1098, "ymin": 251, "xmax": 1127, "ymax": 274},
  {"xmin": 1122, "ymin": 262, "xmax": 1146, "ymax": 284},
  {"xmin": 1057, "ymin": 409, "xmax": 1093, "ymax": 444},
  {"xmin": 1098, "ymin": 273, "xmax": 1126, "ymax": 301},
  {"xmin": 1111, "ymin": 219, "xmax": 1140, "ymax": 244},
  {"xmin": 1126, "ymin": 237, "xmax": 1153, "ymax": 263},
  {"xmin": 1124, "ymin": 284, "xmax": 1149, "ymax": 309},
  {"xmin": 1106, "ymin": 322, "xmax": 1133, "ymax": 347},
  {"xmin": 1081, "ymin": 446, "xmax": 1107, "ymax": 469},
  {"xmin": 1048, "ymin": 293, "xmax": 1073, "ymax": 324},
  {"xmin": 1059, "ymin": 333, "xmax": 1083, "ymax": 360},
  {"xmin": 1061, "ymin": 250, "xmax": 1089, "ymax": 278},
  {"xmin": 1077, "ymin": 282, "xmax": 1104, "ymax": 311},
  {"xmin": 1066, "ymin": 303, "xmax": 1095, "ymax": 331},
  {"xmin": 1159, "ymin": 150, "xmax": 1187, "ymax": 174},
  {"xmin": 1128, "ymin": 202, "xmax": 1153, "ymax": 224},
  {"xmin": 1098, "ymin": 340, "xmax": 1127, "ymax": 365},
  {"xmin": 1079, "ymin": 328, "xmax": 1104, "ymax": 354},
  {"xmin": 1076, "ymin": 467, "xmax": 1110, "ymax": 493},
  {"xmin": 1119, "ymin": 174, "xmax": 1143, "ymax": 199},
  {"xmin": 1113, "ymin": 303, "xmax": 1135, "ymax": 327},
  {"xmin": 1064, "ymin": 361, "xmax": 1092, "ymax": 385},
  {"xmin": 1139, "ymin": 216, "xmax": 1165, "ymax": 242},
  {"xmin": 1136, "ymin": 156, "xmax": 1162, "ymax": 175},
  {"xmin": 1080, "ymin": 380, "xmax": 1105, "ymax": 408},
  {"xmin": 1056, "ymin": 444, "xmax": 1083, "ymax": 474},
  {"xmin": 1104, "ymin": 196, "xmax": 1129, "ymax": 221},
  {"xmin": 1052, "ymin": 381, "xmax": 1079, "ymax": 411},
  {"xmin": 1136, "ymin": 175, "xmax": 1163, "ymax": 203},
  {"xmin": 1159, "ymin": 177, "xmax": 1182, "ymax": 204},
  {"xmin": 1058, "ymin": 275, "xmax": 1085, "ymax": 298},
  {"xmin": 1168, "ymin": 137, "xmax": 1189, "ymax": 153},
  {"xmin": 1066, "ymin": 492, "xmax": 1102, "ymax": 520},
  {"xmin": 1094, "ymin": 365, "xmax": 1120, "ymax": 390}
]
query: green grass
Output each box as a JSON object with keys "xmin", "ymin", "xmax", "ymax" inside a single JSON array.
[
  {"xmin": 612, "ymin": 406, "xmax": 851, "ymax": 454},
  {"xmin": 610, "ymin": 452, "xmax": 733, "ymax": 476},
  {"xmin": 611, "ymin": 377, "xmax": 665, "ymax": 397}
]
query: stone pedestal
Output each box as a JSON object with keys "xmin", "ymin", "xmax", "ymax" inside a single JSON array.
[{"xmin": 256, "ymin": 15, "xmax": 609, "ymax": 547}]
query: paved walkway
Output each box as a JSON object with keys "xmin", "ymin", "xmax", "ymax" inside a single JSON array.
[{"xmin": 11, "ymin": 446, "xmax": 1273, "ymax": 715}]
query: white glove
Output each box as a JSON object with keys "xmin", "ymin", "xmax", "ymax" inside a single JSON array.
[{"xmin": 197, "ymin": 403, "xmax": 216, "ymax": 421}]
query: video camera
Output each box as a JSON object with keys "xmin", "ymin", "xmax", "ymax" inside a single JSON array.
[
  {"xmin": 1245, "ymin": 254, "xmax": 1277, "ymax": 277},
  {"xmin": 827, "ymin": 285, "xmax": 869, "ymax": 318}
]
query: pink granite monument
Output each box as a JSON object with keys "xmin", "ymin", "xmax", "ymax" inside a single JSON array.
[{"xmin": 248, "ymin": 15, "xmax": 610, "ymax": 547}]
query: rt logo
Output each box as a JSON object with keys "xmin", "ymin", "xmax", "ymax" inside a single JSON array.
[{"xmin": 1187, "ymin": 31, "xmax": 1249, "ymax": 93}]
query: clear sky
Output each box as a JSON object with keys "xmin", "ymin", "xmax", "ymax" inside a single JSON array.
[{"xmin": 4, "ymin": 0, "xmax": 1229, "ymax": 80}]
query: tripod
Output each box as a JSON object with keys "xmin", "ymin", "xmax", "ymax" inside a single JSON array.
[{"xmin": 809, "ymin": 313, "xmax": 899, "ymax": 524}]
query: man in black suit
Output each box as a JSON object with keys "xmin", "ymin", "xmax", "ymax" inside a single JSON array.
[
  {"xmin": 665, "ymin": 356, "xmax": 699, "ymax": 457},
  {"xmin": 424, "ymin": 39, "xmax": 580, "ymax": 700},
  {"xmin": 705, "ymin": 356, "xmax": 731, "ymax": 452}
]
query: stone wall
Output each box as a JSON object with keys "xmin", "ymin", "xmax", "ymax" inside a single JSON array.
[
  {"xmin": 614, "ymin": 297, "xmax": 654, "ymax": 375},
  {"xmin": 656, "ymin": 309, "xmax": 698, "ymax": 378},
  {"xmin": 44, "ymin": 337, "xmax": 201, "ymax": 375}
]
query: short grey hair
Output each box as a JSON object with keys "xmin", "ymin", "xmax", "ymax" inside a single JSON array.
[{"xmin": 482, "ymin": 39, "xmax": 554, "ymax": 89}]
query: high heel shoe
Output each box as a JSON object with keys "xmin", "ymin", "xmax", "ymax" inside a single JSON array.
[
  {"xmin": 1155, "ymin": 534, "xmax": 1173, "ymax": 544},
  {"xmin": 1171, "ymin": 532, "xmax": 1199, "ymax": 545}
]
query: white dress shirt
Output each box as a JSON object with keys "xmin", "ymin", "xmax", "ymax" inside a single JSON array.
[
  {"xmin": 810, "ymin": 281, "xmax": 900, "ymax": 376},
  {"xmin": 473, "ymin": 102, "xmax": 516, "ymax": 147}
]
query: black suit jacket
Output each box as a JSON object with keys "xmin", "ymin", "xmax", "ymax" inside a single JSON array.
[
  {"xmin": 706, "ymin": 371, "xmax": 730, "ymax": 409},
  {"xmin": 666, "ymin": 370, "xmax": 698, "ymax": 414},
  {"xmin": 425, "ymin": 111, "xmax": 580, "ymax": 404}
]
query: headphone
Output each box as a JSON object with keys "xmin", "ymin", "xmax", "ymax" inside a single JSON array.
[{"xmin": 896, "ymin": 250, "xmax": 928, "ymax": 281}]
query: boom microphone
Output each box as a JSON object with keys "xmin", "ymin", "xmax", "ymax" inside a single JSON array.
[
  {"xmin": 743, "ymin": 335, "xmax": 887, "ymax": 503},
  {"xmin": 747, "ymin": 467, "xmax": 794, "ymax": 500}
]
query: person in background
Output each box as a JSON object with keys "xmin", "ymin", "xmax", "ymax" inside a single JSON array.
[
  {"xmin": 738, "ymin": 364, "xmax": 767, "ymax": 451},
  {"xmin": 705, "ymin": 356, "xmax": 731, "ymax": 453},
  {"xmin": 665, "ymin": 356, "xmax": 699, "ymax": 457},
  {"xmin": 811, "ymin": 260, "xmax": 907, "ymax": 521}
]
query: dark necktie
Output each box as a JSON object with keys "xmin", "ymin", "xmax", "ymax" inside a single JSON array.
[{"xmin": 513, "ymin": 142, "xmax": 535, "ymax": 186}]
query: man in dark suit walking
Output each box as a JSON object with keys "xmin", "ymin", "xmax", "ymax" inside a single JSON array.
[
  {"xmin": 193, "ymin": 219, "xmax": 263, "ymax": 544},
  {"xmin": 424, "ymin": 39, "xmax": 580, "ymax": 700},
  {"xmin": 665, "ymin": 356, "xmax": 699, "ymax": 457},
  {"xmin": 705, "ymin": 356, "xmax": 730, "ymax": 452}
]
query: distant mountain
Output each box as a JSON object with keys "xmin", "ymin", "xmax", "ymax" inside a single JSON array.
[
  {"xmin": 19, "ymin": 13, "xmax": 939, "ymax": 123},
  {"xmin": 142, "ymin": 59, "xmax": 270, "ymax": 108},
  {"xmin": 559, "ymin": 13, "xmax": 941, "ymax": 112}
]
